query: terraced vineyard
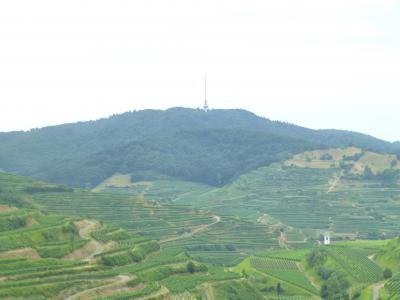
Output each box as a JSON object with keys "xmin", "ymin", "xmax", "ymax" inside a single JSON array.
[
  {"xmin": 325, "ymin": 246, "xmax": 382, "ymax": 282},
  {"xmin": 32, "ymin": 190, "xmax": 215, "ymax": 241},
  {"xmin": 264, "ymin": 297, "xmax": 311, "ymax": 300},
  {"xmin": 254, "ymin": 249, "xmax": 309, "ymax": 261},
  {"xmin": 57, "ymin": 146, "xmax": 400, "ymax": 267},
  {"xmin": 0, "ymin": 209, "xmax": 86, "ymax": 258},
  {"xmin": 1, "ymin": 145, "xmax": 400, "ymax": 299},
  {"xmin": 190, "ymin": 148, "xmax": 400, "ymax": 240},
  {"xmin": 0, "ymin": 210, "xmax": 241, "ymax": 298},
  {"xmin": 251, "ymin": 257, "xmax": 299, "ymax": 270},
  {"xmin": 30, "ymin": 187, "xmax": 280, "ymax": 265},
  {"xmin": 249, "ymin": 257, "xmax": 318, "ymax": 295},
  {"xmin": 99, "ymin": 178, "xmax": 213, "ymax": 204},
  {"xmin": 385, "ymin": 275, "xmax": 400, "ymax": 298},
  {"xmin": 163, "ymin": 216, "xmax": 280, "ymax": 265}
]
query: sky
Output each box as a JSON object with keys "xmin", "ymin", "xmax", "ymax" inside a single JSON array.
[{"xmin": 0, "ymin": 1, "xmax": 399, "ymax": 142}]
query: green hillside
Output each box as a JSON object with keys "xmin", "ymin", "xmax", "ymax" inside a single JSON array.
[
  {"xmin": 0, "ymin": 108, "xmax": 398, "ymax": 188},
  {"xmin": 1, "ymin": 164, "xmax": 400, "ymax": 299},
  {"xmin": 96, "ymin": 147, "xmax": 400, "ymax": 242},
  {"xmin": 1, "ymin": 112, "xmax": 400, "ymax": 299},
  {"xmin": 48, "ymin": 146, "xmax": 398, "ymax": 269},
  {"xmin": 0, "ymin": 172, "xmax": 250, "ymax": 299}
]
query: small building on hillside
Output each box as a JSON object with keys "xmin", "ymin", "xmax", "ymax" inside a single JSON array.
[{"xmin": 324, "ymin": 234, "xmax": 331, "ymax": 245}]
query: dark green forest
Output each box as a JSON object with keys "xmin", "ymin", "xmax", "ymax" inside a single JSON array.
[{"xmin": 0, "ymin": 108, "xmax": 399, "ymax": 187}]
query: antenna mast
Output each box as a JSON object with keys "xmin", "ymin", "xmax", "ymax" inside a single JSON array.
[{"xmin": 203, "ymin": 75, "xmax": 209, "ymax": 111}]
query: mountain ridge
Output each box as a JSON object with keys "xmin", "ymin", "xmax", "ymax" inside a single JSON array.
[{"xmin": 0, "ymin": 107, "xmax": 398, "ymax": 187}]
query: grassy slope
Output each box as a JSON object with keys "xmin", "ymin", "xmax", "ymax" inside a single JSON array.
[
  {"xmin": 285, "ymin": 147, "xmax": 400, "ymax": 174},
  {"xmin": 375, "ymin": 238, "xmax": 400, "ymax": 272}
]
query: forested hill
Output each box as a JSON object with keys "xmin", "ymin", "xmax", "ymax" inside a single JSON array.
[{"xmin": 0, "ymin": 107, "xmax": 398, "ymax": 187}]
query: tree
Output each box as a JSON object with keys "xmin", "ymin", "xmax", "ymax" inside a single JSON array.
[
  {"xmin": 320, "ymin": 271, "xmax": 349, "ymax": 300},
  {"xmin": 187, "ymin": 261, "xmax": 196, "ymax": 274},
  {"xmin": 276, "ymin": 282, "xmax": 283, "ymax": 296},
  {"xmin": 321, "ymin": 283, "xmax": 329, "ymax": 299},
  {"xmin": 379, "ymin": 169, "xmax": 399, "ymax": 184},
  {"xmin": 363, "ymin": 166, "xmax": 374, "ymax": 180},
  {"xmin": 391, "ymin": 160, "xmax": 398, "ymax": 168},
  {"xmin": 307, "ymin": 248, "xmax": 327, "ymax": 267},
  {"xmin": 321, "ymin": 153, "xmax": 333, "ymax": 161},
  {"xmin": 383, "ymin": 268, "xmax": 393, "ymax": 279}
]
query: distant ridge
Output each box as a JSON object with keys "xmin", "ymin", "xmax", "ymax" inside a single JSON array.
[{"xmin": 0, "ymin": 107, "xmax": 398, "ymax": 188}]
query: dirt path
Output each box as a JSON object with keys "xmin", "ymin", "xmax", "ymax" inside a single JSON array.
[
  {"xmin": 65, "ymin": 275, "xmax": 130, "ymax": 300},
  {"xmin": 327, "ymin": 171, "xmax": 343, "ymax": 193},
  {"xmin": 79, "ymin": 220, "xmax": 103, "ymax": 258},
  {"xmin": 160, "ymin": 215, "xmax": 221, "ymax": 244},
  {"xmin": 203, "ymin": 283, "xmax": 215, "ymax": 300},
  {"xmin": 88, "ymin": 240, "xmax": 103, "ymax": 259},
  {"xmin": 65, "ymin": 220, "xmax": 103, "ymax": 261},
  {"xmin": 373, "ymin": 283, "xmax": 384, "ymax": 300},
  {"xmin": 0, "ymin": 248, "xmax": 40, "ymax": 260},
  {"xmin": 78, "ymin": 220, "xmax": 98, "ymax": 238},
  {"xmin": 0, "ymin": 205, "xmax": 15, "ymax": 213},
  {"xmin": 278, "ymin": 231, "xmax": 289, "ymax": 249},
  {"xmin": 297, "ymin": 263, "xmax": 320, "ymax": 290}
]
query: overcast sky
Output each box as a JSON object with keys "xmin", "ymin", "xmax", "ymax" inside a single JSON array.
[{"xmin": 0, "ymin": 1, "xmax": 399, "ymax": 142}]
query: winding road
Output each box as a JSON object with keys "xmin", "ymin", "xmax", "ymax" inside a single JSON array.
[
  {"xmin": 373, "ymin": 283, "xmax": 384, "ymax": 300},
  {"xmin": 79, "ymin": 220, "xmax": 104, "ymax": 260}
]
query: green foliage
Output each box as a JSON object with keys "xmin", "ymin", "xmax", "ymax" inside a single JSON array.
[
  {"xmin": 254, "ymin": 249, "xmax": 308, "ymax": 261},
  {"xmin": 321, "ymin": 153, "xmax": 333, "ymax": 160},
  {"xmin": 101, "ymin": 241, "xmax": 160, "ymax": 266},
  {"xmin": 385, "ymin": 276, "xmax": 400, "ymax": 295},
  {"xmin": 384, "ymin": 268, "xmax": 393, "ymax": 279},
  {"xmin": 36, "ymin": 239, "xmax": 88, "ymax": 258},
  {"xmin": 99, "ymin": 283, "xmax": 160, "ymax": 300},
  {"xmin": 317, "ymin": 267, "xmax": 334, "ymax": 280},
  {"xmin": 1, "ymin": 108, "xmax": 397, "ymax": 188},
  {"xmin": 320, "ymin": 271, "xmax": 349, "ymax": 300},
  {"xmin": 250, "ymin": 257, "xmax": 318, "ymax": 294},
  {"xmin": 0, "ymin": 214, "xmax": 27, "ymax": 232},
  {"xmin": 362, "ymin": 167, "xmax": 400, "ymax": 183},
  {"xmin": 126, "ymin": 277, "xmax": 141, "ymax": 287},
  {"xmin": 213, "ymin": 280, "xmax": 265, "ymax": 300},
  {"xmin": 343, "ymin": 152, "xmax": 365, "ymax": 161},
  {"xmin": 91, "ymin": 227, "xmax": 132, "ymax": 242},
  {"xmin": 276, "ymin": 282, "xmax": 284, "ymax": 295},
  {"xmin": 24, "ymin": 186, "xmax": 73, "ymax": 194},
  {"xmin": 362, "ymin": 166, "xmax": 374, "ymax": 179},
  {"xmin": 306, "ymin": 248, "xmax": 327, "ymax": 267},
  {"xmin": 161, "ymin": 266, "xmax": 240, "ymax": 293},
  {"xmin": 187, "ymin": 261, "xmax": 196, "ymax": 273},
  {"xmin": 325, "ymin": 246, "xmax": 382, "ymax": 283}
]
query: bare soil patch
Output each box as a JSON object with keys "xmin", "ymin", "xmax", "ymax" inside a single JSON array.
[{"xmin": 0, "ymin": 248, "xmax": 40, "ymax": 260}]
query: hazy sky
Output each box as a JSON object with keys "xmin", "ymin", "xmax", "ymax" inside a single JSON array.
[{"xmin": 0, "ymin": 1, "xmax": 399, "ymax": 141}]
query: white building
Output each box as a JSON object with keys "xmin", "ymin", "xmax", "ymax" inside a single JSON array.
[{"xmin": 324, "ymin": 234, "xmax": 331, "ymax": 245}]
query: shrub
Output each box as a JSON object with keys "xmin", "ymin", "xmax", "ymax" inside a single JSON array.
[
  {"xmin": 187, "ymin": 261, "xmax": 196, "ymax": 274},
  {"xmin": 321, "ymin": 153, "xmax": 333, "ymax": 161},
  {"xmin": 383, "ymin": 268, "xmax": 393, "ymax": 279},
  {"xmin": 307, "ymin": 248, "xmax": 327, "ymax": 267}
]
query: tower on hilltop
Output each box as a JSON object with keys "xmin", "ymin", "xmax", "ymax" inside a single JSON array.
[{"xmin": 203, "ymin": 75, "xmax": 209, "ymax": 112}]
